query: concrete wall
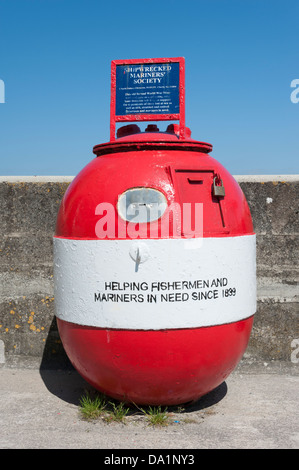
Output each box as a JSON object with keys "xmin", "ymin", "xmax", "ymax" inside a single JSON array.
[{"xmin": 0, "ymin": 175, "xmax": 298, "ymax": 369}]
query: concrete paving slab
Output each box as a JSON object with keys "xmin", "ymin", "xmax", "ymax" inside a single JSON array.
[{"xmin": 0, "ymin": 362, "xmax": 298, "ymax": 450}]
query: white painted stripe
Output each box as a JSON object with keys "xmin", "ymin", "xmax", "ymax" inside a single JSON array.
[{"xmin": 53, "ymin": 235, "xmax": 256, "ymax": 329}]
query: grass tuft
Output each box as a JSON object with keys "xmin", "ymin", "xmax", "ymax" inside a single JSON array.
[
  {"xmin": 103, "ymin": 401, "xmax": 130, "ymax": 423},
  {"xmin": 79, "ymin": 392, "xmax": 107, "ymax": 421},
  {"xmin": 78, "ymin": 391, "xmax": 130, "ymax": 424},
  {"xmin": 140, "ymin": 405, "xmax": 170, "ymax": 427},
  {"xmin": 78, "ymin": 391, "xmax": 195, "ymax": 426}
]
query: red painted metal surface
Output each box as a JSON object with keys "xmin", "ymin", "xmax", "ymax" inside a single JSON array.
[
  {"xmin": 55, "ymin": 124, "xmax": 255, "ymax": 405},
  {"xmin": 57, "ymin": 316, "xmax": 254, "ymax": 406},
  {"xmin": 56, "ymin": 126, "xmax": 253, "ymax": 240}
]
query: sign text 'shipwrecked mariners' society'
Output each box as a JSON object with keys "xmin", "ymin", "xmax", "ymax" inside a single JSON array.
[{"xmin": 115, "ymin": 62, "xmax": 180, "ymax": 116}]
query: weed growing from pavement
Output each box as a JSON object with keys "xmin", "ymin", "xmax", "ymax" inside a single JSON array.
[
  {"xmin": 103, "ymin": 401, "xmax": 130, "ymax": 424},
  {"xmin": 79, "ymin": 392, "xmax": 107, "ymax": 421},
  {"xmin": 78, "ymin": 390, "xmax": 192, "ymax": 426},
  {"xmin": 140, "ymin": 405, "xmax": 170, "ymax": 427}
]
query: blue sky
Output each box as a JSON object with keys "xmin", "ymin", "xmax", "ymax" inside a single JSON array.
[{"xmin": 0, "ymin": 0, "xmax": 298, "ymax": 175}]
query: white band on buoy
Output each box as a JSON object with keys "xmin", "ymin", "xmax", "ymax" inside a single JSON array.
[{"xmin": 53, "ymin": 235, "xmax": 256, "ymax": 330}]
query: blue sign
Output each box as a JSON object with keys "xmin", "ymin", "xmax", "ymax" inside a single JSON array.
[{"xmin": 115, "ymin": 62, "xmax": 180, "ymax": 116}]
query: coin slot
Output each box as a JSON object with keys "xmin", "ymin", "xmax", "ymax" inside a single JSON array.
[{"xmin": 187, "ymin": 178, "xmax": 203, "ymax": 185}]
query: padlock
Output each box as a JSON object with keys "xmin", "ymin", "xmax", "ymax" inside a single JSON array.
[{"xmin": 213, "ymin": 176, "xmax": 225, "ymax": 197}]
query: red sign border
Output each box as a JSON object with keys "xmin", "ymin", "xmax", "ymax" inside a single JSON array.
[{"xmin": 110, "ymin": 57, "xmax": 185, "ymax": 141}]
